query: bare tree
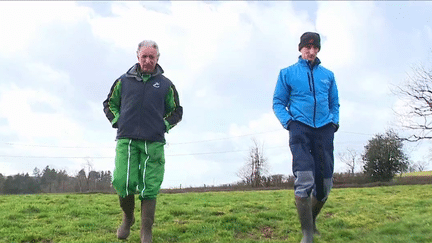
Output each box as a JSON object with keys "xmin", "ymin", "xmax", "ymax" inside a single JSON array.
[
  {"xmin": 270, "ymin": 174, "xmax": 286, "ymax": 186},
  {"xmin": 409, "ymin": 160, "xmax": 429, "ymax": 172},
  {"xmin": 418, "ymin": 160, "xmax": 429, "ymax": 172},
  {"xmin": 83, "ymin": 159, "xmax": 94, "ymax": 191},
  {"xmin": 237, "ymin": 139, "xmax": 269, "ymax": 187},
  {"xmin": 338, "ymin": 148, "xmax": 360, "ymax": 175},
  {"xmin": 76, "ymin": 169, "xmax": 87, "ymax": 192},
  {"xmin": 393, "ymin": 65, "xmax": 432, "ymax": 141},
  {"xmin": 88, "ymin": 170, "xmax": 101, "ymax": 191}
]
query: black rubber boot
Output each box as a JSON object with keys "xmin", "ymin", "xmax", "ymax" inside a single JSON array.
[
  {"xmin": 117, "ymin": 195, "xmax": 135, "ymax": 239},
  {"xmin": 312, "ymin": 196, "xmax": 325, "ymax": 236},
  {"xmin": 295, "ymin": 196, "xmax": 314, "ymax": 243},
  {"xmin": 141, "ymin": 199, "xmax": 156, "ymax": 243}
]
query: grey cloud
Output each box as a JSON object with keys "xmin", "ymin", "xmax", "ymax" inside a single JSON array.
[
  {"xmin": 140, "ymin": 1, "xmax": 172, "ymax": 15},
  {"xmin": 292, "ymin": 1, "xmax": 318, "ymax": 23},
  {"xmin": 76, "ymin": 2, "xmax": 114, "ymax": 18},
  {"xmin": 25, "ymin": 19, "xmax": 132, "ymax": 132}
]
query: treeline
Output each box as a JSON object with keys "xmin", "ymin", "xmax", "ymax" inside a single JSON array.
[
  {"xmin": 161, "ymin": 172, "xmax": 432, "ymax": 194},
  {"xmin": 236, "ymin": 174, "xmax": 294, "ymax": 188},
  {"xmin": 0, "ymin": 166, "xmax": 114, "ymax": 195}
]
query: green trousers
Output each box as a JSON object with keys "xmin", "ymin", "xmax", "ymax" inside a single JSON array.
[{"xmin": 112, "ymin": 138, "xmax": 165, "ymax": 200}]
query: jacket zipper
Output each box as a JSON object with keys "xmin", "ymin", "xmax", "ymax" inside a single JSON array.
[
  {"xmin": 307, "ymin": 73, "xmax": 312, "ymax": 92},
  {"xmin": 309, "ymin": 66, "xmax": 317, "ymax": 127}
]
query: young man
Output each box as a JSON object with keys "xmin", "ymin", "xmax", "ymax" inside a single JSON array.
[
  {"xmin": 273, "ymin": 32, "xmax": 339, "ymax": 243},
  {"xmin": 103, "ymin": 40, "xmax": 183, "ymax": 243}
]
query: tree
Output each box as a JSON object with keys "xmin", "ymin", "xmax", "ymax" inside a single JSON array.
[
  {"xmin": 393, "ymin": 65, "xmax": 432, "ymax": 141},
  {"xmin": 41, "ymin": 166, "xmax": 58, "ymax": 193},
  {"xmin": 2, "ymin": 173, "xmax": 39, "ymax": 194},
  {"xmin": 76, "ymin": 169, "xmax": 87, "ymax": 193},
  {"xmin": 338, "ymin": 148, "xmax": 360, "ymax": 175},
  {"xmin": 417, "ymin": 160, "xmax": 429, "ymax": 172},
  {"xmin": 56, "ymin": 170, "xmax": 70, "ymax": 193},
  {"xmin": 269, "ymin": 174, "xmax": 286, "ymax": 186},
  {"xmin": 362, "ymin": 130, "xmax": 409, "ymax": 182},
  {"xmin": 237, "ymin": 139, "xmax": 269, "ymax": 187},
  {"xmin": 408, "ymin": 160, "xmax": 429, "ymax": 172},
  {"xmin": 33, "ymin": 167, "xmax": 41, "ymax": 178},
  {"xmin": 88, "ymin": 170, "xmax": 101, "ymax": 191},
  {"xmin": 100, "ymin": 170, "xmax": 113, "ymax": 192},
  {"xmin": 3, "ymin": 176, "xmax": 18, "ymax": 194},
  {"xmin": 84, "ymin": 159, "xmax": 94, "ymax": 191},
  {"xmin": 0, "ymin": 173, "xmax": 5, "ymax": 194},
  {"xmin": 33, "ymin": 167, "xmax": 41, "ymax": 185}
]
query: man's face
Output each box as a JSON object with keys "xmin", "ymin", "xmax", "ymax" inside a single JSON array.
[
  {"xmin": 300, "ymin": 44, "xmax": 319, "ymax": 62},
  {"xmin": 137, "ymin": 46, "xmax": 158, "ymax": 73}
]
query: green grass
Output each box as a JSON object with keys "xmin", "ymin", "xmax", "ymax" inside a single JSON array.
[
  {"xmin": 400, "ymin": 171, "xmax": 432, "ymax": 177},
  {"xmin": 1, "ymin": 185, "xmax": 432, "ymax": 242}
]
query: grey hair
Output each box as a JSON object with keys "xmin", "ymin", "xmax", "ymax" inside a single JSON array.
[{"xmin": 137, "ymin": 40, "xmax": 160, "ymax": 57}]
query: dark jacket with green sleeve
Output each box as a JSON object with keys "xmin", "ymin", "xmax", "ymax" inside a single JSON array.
[{"xmin": 103, "ymin": 63, "xmax": 183, "ymax": 143}]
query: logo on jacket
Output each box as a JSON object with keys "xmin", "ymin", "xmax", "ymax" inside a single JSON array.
[
  {"xmin": 321, "ymin": 79, "xmax": 330, "ymax": 85},
  {"xmin": 153, "ymin": 82, "xmax": 160, "ymax": 88}
]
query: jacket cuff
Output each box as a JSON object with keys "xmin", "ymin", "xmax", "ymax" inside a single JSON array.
[
  {"xmin": 285, "ymin": 120, "xmax": 292, "ymax": 130},
  {"xmin": 164, "ymin": 119, "xmax": 171, "ymax": 133},
  {"xmin": 332, "ymin": 123, "xmax": 339, "ymax": 132},
  {"xmin": 111, "ymin": 116, "xmax": 119, "ymax": 128}
]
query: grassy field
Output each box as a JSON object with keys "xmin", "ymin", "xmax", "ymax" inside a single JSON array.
[
  {"xmin": 0, "ymin": 184, "xmax": 431, "ymax": 243},
  {"xmin": 400, "ymin": 171, "xmax": 432, "ymax": 177}
]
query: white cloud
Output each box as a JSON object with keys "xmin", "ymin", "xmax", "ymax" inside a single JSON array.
[
  {"xmin": 0, "ymin": 2, "xmax": 92, "ymax": 57},
  {"xmin": 317, "ymin": 2, "xmax": 385, "ymax": 69},
  {"xmin": 1, "ymin": 1, "xmax": 432, "ymax": 186},
  {"xmin": 0, "ymin": 85, "xmax": 82, "ymax": 142},
  {"xmin": 228, "ymin": 112, "xmax": 284, "ymax": 147},
  {"xmin": 89, "ymin": 1, "xmax": 308, "ymax": 91}
]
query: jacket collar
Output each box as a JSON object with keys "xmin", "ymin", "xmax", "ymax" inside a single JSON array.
[
  {"xmin": 125, "ymin": 63, "xmax": 164, "ymax": 81},
  {"xmin": 298, "ymin": 56, "xmax": 321, "ymax": 69}
]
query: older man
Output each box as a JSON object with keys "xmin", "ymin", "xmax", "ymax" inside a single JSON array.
[
  {"xmin": 273, "ymin": 32, "xmax": 339, "ymax": 243},
  {"xmin": 103, "ymin": 40, "xmax": 183, "ymax": 243}
]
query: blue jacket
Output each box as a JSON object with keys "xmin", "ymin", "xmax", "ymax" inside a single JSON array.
[{"xmin": 273, "ymin": 56, "xmax": 339, "ymax": 130}]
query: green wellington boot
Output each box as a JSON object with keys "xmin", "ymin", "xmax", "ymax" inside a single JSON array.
[
  {"xmin": 295, "ymin": 197, "xmax": 314, "ymax": 243},
  {"xmin": 141, "ymin": 199, "xmax": 156, "ymax": 243},
  {"xmin": 312, "ymin": 196, "xmax": 325, "ymax": 236},
  {"xmin": 117, "ymin": 195, "xmax": 135, "ymax": 239}
]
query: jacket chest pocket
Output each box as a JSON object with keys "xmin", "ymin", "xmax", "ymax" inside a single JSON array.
[
  {"xmin": 315, "ymin": 78, "xmax": 331, "ymax": 95},
  {"xmin": 291, "ymin": 75, "xmax": 314, "ymax": 96}
]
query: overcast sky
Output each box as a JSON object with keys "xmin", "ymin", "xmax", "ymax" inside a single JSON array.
[{"xmin": 1, "ymin": 1, "xmax": 431, "ymax": 188}]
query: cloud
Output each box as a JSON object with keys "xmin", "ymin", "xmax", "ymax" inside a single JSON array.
[
  {"xmin": 1, "ymin": 1, "xmax": 432, "ymax": 185},
  {"xmin": 0, "ymin": 2, "xmax": 92, "ymax": 56},
  {"xmin": 0, "ymin": 85, "xmax": 81, "ymax": 141}
]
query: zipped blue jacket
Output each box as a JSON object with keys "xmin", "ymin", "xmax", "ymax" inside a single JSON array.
[{"xmin": 273, "ymin": 56, "xmax": 339, "ymax": 130}]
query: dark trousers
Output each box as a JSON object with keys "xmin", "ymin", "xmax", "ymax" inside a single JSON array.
[{"xmin": 289, "ymin": 121, "xmax": 335, "ymax": 201}]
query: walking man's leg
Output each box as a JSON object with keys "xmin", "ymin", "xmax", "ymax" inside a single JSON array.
[
  {"xmin": 112, "ymin": 139, "xmax": 140, "ymax": 239},
  {"xmin": 117, "ymin": 195, "xmax": 135, "ymax": 239},
  {"xmin": 310, "ymin": 124, "xmax": 335, "ymax": 236},
  {"xmin": 138, "ymin": 141, "xmax": 165, "ymax": 243},
  {"xmin": 289, "ymin": 121, "xmax": 315, "ymax": 243}
]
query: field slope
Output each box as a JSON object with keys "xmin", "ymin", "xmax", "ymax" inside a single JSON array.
[{"xmin": 0, "ymin": 184, "xmax": 431, "ymax": 242}]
